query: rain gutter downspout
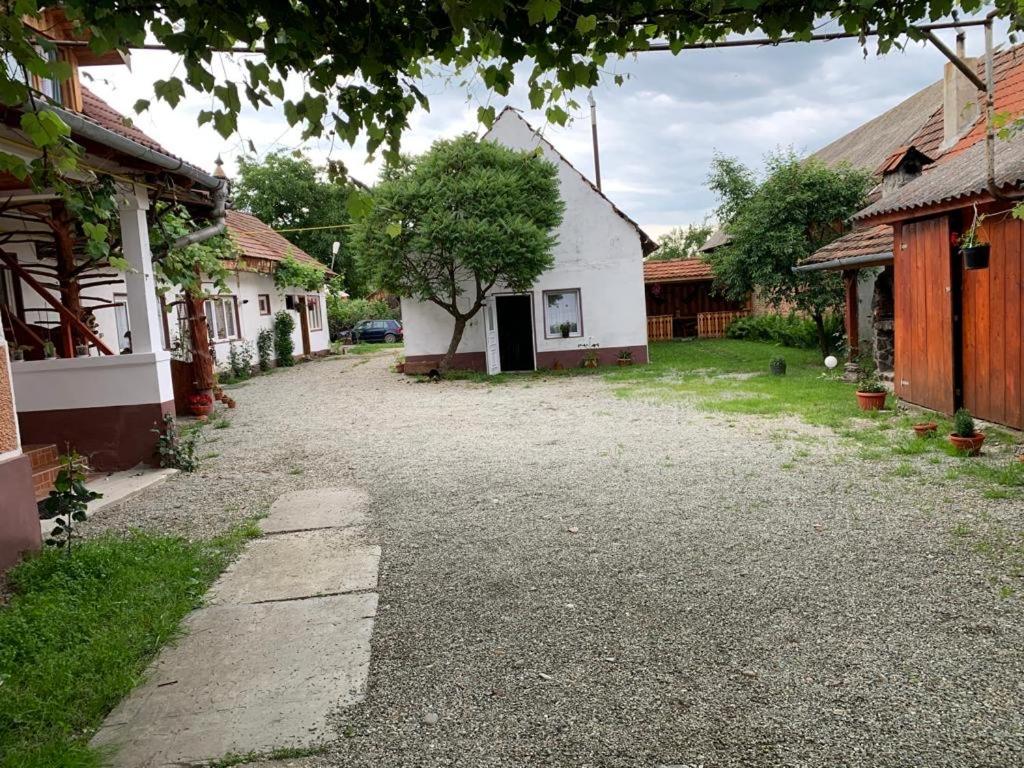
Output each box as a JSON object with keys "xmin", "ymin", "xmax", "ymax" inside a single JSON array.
[
  {"xmin": 792, "ymin": 252, "xmax": 893, "ymax": 274},
  {"xmin": 40, "ymin": 104, "xmax": 228, "ymax": 246}
]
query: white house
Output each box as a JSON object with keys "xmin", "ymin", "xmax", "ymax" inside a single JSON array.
[{"xmin": 402, "ymin": 107, "xmax": 656, "ymax": 374}]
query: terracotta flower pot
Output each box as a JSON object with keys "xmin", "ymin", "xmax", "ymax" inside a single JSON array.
[
  {"xmin": 856, "ymin": 391, "xmax": 887, "ymax": 411},
  {"xmin": 226, "ymin": 398, "xmax": 237, "ymax": 409},
  {"xmin": 913, "ymin": 422, "xmax": 938, "ymax": 437},
  {"xmin": 190, "ymin": 402, "xmax": 213, "ymax": 418},
  {"xmin": 617, "ymin": 358, "xmax": 632, "ymax": 367},
  {"xmin": 949, "ymin": 432, "xmax": 986, "ymax": 456}
]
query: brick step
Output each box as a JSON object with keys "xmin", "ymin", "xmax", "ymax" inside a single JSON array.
[
  {"xmin": 33, "ymin": 460, "xmax": 62, "ymax": 503},
  {"xmin": 23, "ymin": 443, "xmax": 59, "ymax": 472}
]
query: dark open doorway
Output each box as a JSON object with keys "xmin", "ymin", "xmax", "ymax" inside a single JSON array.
[{"xmin": 495, "ymin": 294, "xmax": 535, "ymax": 372}]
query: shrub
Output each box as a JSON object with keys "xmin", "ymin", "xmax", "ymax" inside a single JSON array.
[
  {"xmin": 154, "ymin": 414, "xmax": 201, "ymax": 472},
  {"xmin": 227, "ymin": 341, "xmax": 254, "ymax": 380},
  {"xmin": 953, "ymin": 408, "xmax": 976, "ymax": 438},
  {"xmin": 326, "ymin": 295, "xmax": 397, "ymax": 341},
  {"xmin": 273, "ymin": 310, "xmax": 296, "ymax": 367},
  {"xmin": 726, "ymin": 312, "xmax": 843, "ymax": 352},
  {"xmin": 256, "ymin": 328, "xmax": 274, "ymax": 372}
]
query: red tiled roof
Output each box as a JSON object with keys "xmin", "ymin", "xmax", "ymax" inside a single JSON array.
[
  {"xmin": 225, "ymin": 210, "xmax": 327, "ymax": 271},
  {"xmin": 946, "ymin": 46, "xmax": 1024, "ymax": 157},
  {"xmin": 643, "ymin": 258, "xmax": 714, "ymax": 283},
  {"xmin": 802, "ymin": 224, "xmax": 893, "ymax": 267},
  {"xmin": 80, "ymin": 86, "xmax": 176, "ymax": 158}
]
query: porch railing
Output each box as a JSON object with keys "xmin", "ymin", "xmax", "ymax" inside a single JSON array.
[
  {"xmin": 647, "ymin": 314, "xmax": 673, "ymax": 341},
  {"xmin": 697, "ymin": 310, "xmax": 749, "ymax": 339}
]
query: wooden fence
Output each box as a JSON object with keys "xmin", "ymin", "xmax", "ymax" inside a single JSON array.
[
  {"xmin": 697, "ymin": 310, "xmax": 749, "ymax": 339},
  {"xmin": 646, "ymin": 314, "xmax": 673, "ymax": 341}
]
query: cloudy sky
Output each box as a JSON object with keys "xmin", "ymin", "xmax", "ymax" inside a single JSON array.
[{"xmin": 83, "ymin": 23, "xmax": 1002, "ymax": 239}]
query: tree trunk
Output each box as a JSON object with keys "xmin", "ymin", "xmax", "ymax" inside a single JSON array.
[
  {"xmin": 52, "ymin": 203, "xmax": 80, "ymax": 357},
  {"xmin": 812, "ymin": 311, "xmax": 829, "ymax": 358},
  {"xmin": 440, "ymin": 316, "xmax": 468, "ymax": 373}
]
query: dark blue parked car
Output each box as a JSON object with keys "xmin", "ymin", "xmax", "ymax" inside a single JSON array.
[{"xmin": 352, "ymin": 318, "xmax": 403, "ymax": 343}]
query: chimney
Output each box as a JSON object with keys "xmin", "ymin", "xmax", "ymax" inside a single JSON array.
[{"xmin": 940, "ymin": 32, "xmax": 980, "ymax": 151}]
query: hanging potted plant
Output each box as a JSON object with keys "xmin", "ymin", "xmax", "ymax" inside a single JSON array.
[
  {"xmin": 188, "ymin": 392, "xmax": 214, "ymax": 419},
  {"xmin": 769, "ymin": 356, "xmax": 787, "ymax": 376},
  {"xmin": 949, "ymin": 408, "xmax": 985, "ymax": 456},
  {"xmin": 855, "ymin": 369, "xmax": 887, "ymax": 411},
  {"xmin": 958, "ymin": 206, "xmax": 990, "ymax": 270}
]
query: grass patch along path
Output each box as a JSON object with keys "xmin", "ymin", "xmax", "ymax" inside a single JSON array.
[{"xmin": 0, "ymin": 528, "xmax": 255, "ymax": 768}]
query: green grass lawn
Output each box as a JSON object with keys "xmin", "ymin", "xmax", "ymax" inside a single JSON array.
[
  {"xmin": 0, "ymin": 526, "xmax": 256, "ymax": 768},
  {"xmin": 345, "ymin": 341, "xmax": 404, "ymax": 355}
]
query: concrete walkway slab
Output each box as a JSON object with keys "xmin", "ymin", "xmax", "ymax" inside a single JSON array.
[
  {"xmin": 92, "ymin": 593, "xmax": 377, "ymax": 767},
  {"xmin": 261, "ymin": 487, "xmax": 369, "ymax": 533},
  {"xmin": 209, "ymin": 529, "xmax": 380, "ymax": 605}
]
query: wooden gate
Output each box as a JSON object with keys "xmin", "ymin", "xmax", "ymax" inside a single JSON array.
[
  {"xmin": 893, "ymin": 217, "xmax": 955, "ymax": 415},
  {"xmin": 960, "ymin": 213, "xmax": 1024, "ymax": 429}
]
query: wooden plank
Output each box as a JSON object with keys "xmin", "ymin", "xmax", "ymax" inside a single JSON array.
[
  {"xmin": 1003, "ymin": 216, "xmax": 1021, "ymax": 428},
  {"xmin": 893, "ymin": 222, "xmax": 911, "ymax": 401}
]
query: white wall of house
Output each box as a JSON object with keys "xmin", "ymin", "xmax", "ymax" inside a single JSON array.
[
  {"xmin": 5, "ymin": 245, "xmax": 329, "ymax": 365},
  {"xmin": 401, "ymin": 109, "xmax": 648, "ymax": 369}
]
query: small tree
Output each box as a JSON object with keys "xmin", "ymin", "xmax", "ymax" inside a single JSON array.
[
  {"xmin": 273, "ymin": 310, "xmax": 296, "ymax": 367},
  {"xmin": 649, "ymin": 222, "xmax": 713, "ymax": 261},
  {"xmin": 356, "ymin": 135, "xmax": 563, "ymax": 372},
  {"xmin": 256, "ymin": 328, "xmax": 274, "ymax": 372},
  {"xmin": 705, "ymin": 151, "xmax": 874, "ymax": 356}
]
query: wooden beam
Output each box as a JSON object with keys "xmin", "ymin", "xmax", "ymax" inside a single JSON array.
[
  {"xmin": 843, "ymin": 269, "xmax": 860, "ymax": 363},
  {"xmin": 0, "ymin": 251, "xmax": 115, "ymax": 355}
]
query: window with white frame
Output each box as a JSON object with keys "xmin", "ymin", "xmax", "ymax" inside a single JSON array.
[
  {"xmin": 204, "ymin": 295, "xmax": 239, "ymax": 341},
  {"xmin": 543, "ymin": 289, "xmax": 582, "ymax": 338},
  {"xmin": 306, "ymin": 295, "xmax": 323, "ymax": 331}
]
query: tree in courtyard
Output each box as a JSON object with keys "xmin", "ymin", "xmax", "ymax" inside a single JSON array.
[
  {"xmin": 649, "ymin": 222, "xmax": 713, "ymax": 261},
  {"xmin": 704, "ymin": 151, "xmax": 874, "ymax": 356},
  {"xmin": 232, "ymin": 153, "xmax": 361, "ymax": 294},
  {"xmin": 355, "ymin": 135, "xmax": 563, "ymax": 372}
]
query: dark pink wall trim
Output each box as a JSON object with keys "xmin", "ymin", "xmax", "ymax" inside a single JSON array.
[
  {"xmin": 404, "ymin": 345, "xmax": 647, "ymax": 374},
  {"xmin": 18, "ymin": 400, "xmax": 175, "ymax": 472},
  {"xmin": 0, "ymin": 454, "xmax": 41, "ymax": 571}
]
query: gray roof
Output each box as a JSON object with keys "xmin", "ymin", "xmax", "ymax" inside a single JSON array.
[
  {"xmin": 698, "ymin": 228, "xmax": 732, "ymax": 253},
  {"xmin": 811, "ymin": 80, "xmax": 944, "ymax": 172},
  {"xmin": 854, "ymin": 136, "xmax": 1024, "ymax": 220}
]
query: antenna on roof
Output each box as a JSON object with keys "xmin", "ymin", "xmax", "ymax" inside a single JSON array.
[{"xmin": 588, "ymin": 91, "xmax": 601, "ymax": 191}]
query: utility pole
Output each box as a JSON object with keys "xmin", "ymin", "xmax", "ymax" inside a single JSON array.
[{"xmin": 588, "ymin": 91, "xmax": 601, "ymax": 191}]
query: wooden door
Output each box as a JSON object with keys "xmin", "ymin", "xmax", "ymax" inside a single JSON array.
[
  {"xmin": 298, "ymin": 298, "xmax": 312, "ymax": 358},
  {"xmin": 961, "ymin": 214, "xmax": 1024, "ymax": 429},
  {"xmin": 893, "ymin": 217, "xmax": 955, "ymax": 414}
]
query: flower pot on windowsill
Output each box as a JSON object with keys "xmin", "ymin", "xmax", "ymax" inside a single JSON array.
[
  {"xmin": 949, "ymin": 432, "xmax": 986, "ymax": 456},
  {"xmin": 75, "ymin": 344, "xmax": 89, "ymax": 357},
  {"xmin": 913, "ymin": 422, "xmax": 938, "ymax": 438},
  {"xmin": 560, "ymin": 328, "xmax": 571, "ymax": 339},
  {"xmin": 856, "ymin": 391, "xmax": 887, "ymax": 411},
  {"xmin": 961, "ymin": 243, "xmax": 990, "ymax": 270}
]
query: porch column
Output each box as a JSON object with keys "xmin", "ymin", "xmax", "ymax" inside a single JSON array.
[
  {"xmin": 842, "ymin": 269, "xmax": 860, "ymax": 378},
  {"xmin": 117, "ymin": 183, "xmax": 163, "ymax": 354}
]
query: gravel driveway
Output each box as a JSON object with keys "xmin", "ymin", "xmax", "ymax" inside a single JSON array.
[{"xmin": 87, "ymin": 351, "xmax": 1024, "ymax": 768}]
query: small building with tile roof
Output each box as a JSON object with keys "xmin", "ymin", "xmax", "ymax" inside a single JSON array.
[
  {"xmin": 642, "ymin": 258, "xmax": 749, "ymax": 339},
  {"xmin": 401, "ymin": 107, "xmax": 654, "ymax": 374}
]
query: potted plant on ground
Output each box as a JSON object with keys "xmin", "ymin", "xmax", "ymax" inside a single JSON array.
[
  {"xmin": 42, "ymin": 340, "xmax": 57, "ymax": 359},
  {"xmin": 559, "ymin": 322, "xmax": 572, "ymax": 339},
  {"xmin": 958, "ymin": 205, "xmax": 990, "ymax": 270},
  {"xmin": 769, "ymin": 356, "xmax": 786, "ymax": 376},
  {"xmin": 188, "ymin": 392, "xmax": 214, "ymax": 420},
  {"xmin": 855, "ymin": 369, "xmax": 887, "ymax": 411},
  {"xmin": 949, "ymin": 407, "xmax": 985, "ymax": 455},
  {"xmin": 617, "ymin": 349, "xmax": 633, "ymax": 367},
  {"xmin": 582, "ymin": 349, "xmax": 599, "ymax": 368},
  {"xmin": 913, "ymin": 421, "xmax": 938, "ymax": 437}
]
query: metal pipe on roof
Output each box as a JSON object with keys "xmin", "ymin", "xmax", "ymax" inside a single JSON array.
[{"xmin": 791, "ymin": 252, "xmax": 893, "ymax": 273}]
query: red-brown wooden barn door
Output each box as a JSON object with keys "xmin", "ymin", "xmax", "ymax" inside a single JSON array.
[
  {"xmin": 961, "ymin": 214, "xmax": 1023, "ymax": 429},
  {"xmin": 894, "ymin": 216, "xmax": 955, "ymax": 414}
]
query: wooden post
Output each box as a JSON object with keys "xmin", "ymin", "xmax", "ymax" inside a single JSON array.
[
  {"xmin": 843, "ymin": 269, "xmax": 860, "ymax": 364},
  {"xmin": 185, "ymin": 284, "xmax": 215, "ymax": 392},
  {"xmin": 51, "ymin": 203, "xmax": 80, "ymax": 357}
]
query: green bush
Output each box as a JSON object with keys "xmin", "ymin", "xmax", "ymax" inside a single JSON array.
[
  {"xmin": 256, "ymin": 327, "xmax": 274, "ymax": 372},
  {"xmin": 273, "ymin": 310, "xmax": 296, "ymax": 367},
  {"xmin": 726, "ymin": 312, "xmax": 844, "ymax": 352},
  {"xmin": 327, "ymin": 296, "xmax": 398, "ymax": 341}
]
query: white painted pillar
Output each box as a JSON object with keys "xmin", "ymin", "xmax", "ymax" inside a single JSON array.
[{"xmin": 117, "ymin": 182, "xmax": 163, "ymax": 355}]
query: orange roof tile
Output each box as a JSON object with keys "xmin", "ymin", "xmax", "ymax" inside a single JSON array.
[
  {"xmin": 801, "ymin": 224, "xmax": 893, "ymax": 266},
  {"xmin": 225, "ymin": 210, "xmax": 328, "ymax": 272},
  {"xmin": 643, "ymin": 258, "xmax": 714, "ymax": 283}
]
